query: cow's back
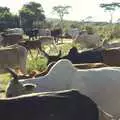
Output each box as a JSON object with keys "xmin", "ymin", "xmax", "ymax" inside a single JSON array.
[
  {"xmin": 102, "ymin": 48, "xmax": 120, "ymax": 66},
  {"xmin": 1, "ymin": 34, "xmax": 23, "ymax": 46},
  {"xmin": 75, "ymin": 32, "xmax": 102, "ymax": 48},
  {"xmin": 74, "ymin": 63, "xmax": 108, "ymax": 69},
  {"xmin": 0, "ymin": 90, "xmax": 99, "ymax": 120}
]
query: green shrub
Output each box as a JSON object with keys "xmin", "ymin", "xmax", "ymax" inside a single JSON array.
[{"xmin": 27, "ymin": 56, "xmax": 47, "ymax": 73}]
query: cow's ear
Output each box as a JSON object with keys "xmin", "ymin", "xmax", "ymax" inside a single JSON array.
[{"xmin": 23, "ymin": 83, "xmax": 36, "ymax": 91}]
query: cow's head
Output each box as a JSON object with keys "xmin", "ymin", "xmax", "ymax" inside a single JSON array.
[
  {"xmin": 68, "ymin": 47, "xmax": 78, "ymax": 56},
  {"xmin": 5, "ymin": 68, "xmax": 36, "ymax": 97}
]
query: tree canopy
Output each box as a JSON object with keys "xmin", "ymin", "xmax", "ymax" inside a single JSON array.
[
  {"xmin": 100, "ymin": 2, "xmax": 120, "ymax": 10},
  {"xmin": 53, "ymin": 5, "xmax": 71, "ymax": 19},
  {"xmin": 0, "ymin": 6, "xmax": 19, "ymax": 31},
  {"xmin": 52, "ymin": 5, "xmax": 72, "ymax": 30},
  {"xmin": 100, "ymin": 2, "xmax": 120, "ymax": 23},
  {"xmin": 19, "ymin": 2, "xmax": 45, "ymax": 29}
]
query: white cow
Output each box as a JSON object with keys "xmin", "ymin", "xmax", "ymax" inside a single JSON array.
[
  {"xmin": 6, "ymin": 59, "xmax": 120, "ymax": 118},
  {"xmin": 4, "ymin": 28, "xmax": 24, "ymax": 35},
  {"xmin": 74, "ymin": 31, "xmax": 103, "ymax": 48},
  {"xmin": 39, "ymin": 29, "xmax": 51, "ymax": 37},
  {"xmin": 67, "ymin": 28, "xmax": 80, "ymax": 40}
]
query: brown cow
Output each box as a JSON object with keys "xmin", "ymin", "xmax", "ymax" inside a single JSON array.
[
  {"xmin": 18, "ymin": 40, "xmax": 42, "ymax": 58},
  {"xmin": 101, "ymin": 48, "xmax": 120, "ymax": 66},
  {"xmin": 18, "ymin": 37, "xmax": 58, "ymax": 58}
]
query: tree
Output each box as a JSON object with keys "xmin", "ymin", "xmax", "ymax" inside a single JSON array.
[
  {"xmin": 0, "ymin": 6, "xmax": 19, "ymax": 31},
  {"xmin": 0, "ymin": 7, "xmax": 9, "ymax": 16},
  {"xmin": 52, "ymin": 5, "xmax": 72, "ymax": 31},
  {"xmin": 84, "ymin": 16, "xmax": 93, "ymax": 22},
  {"xmin": 100, "ymin": 2, "xmax": 120, "ymax": 23},
  {"xmin": 19, "ymin": 2, "xmax": 45, "ymax": 29}
]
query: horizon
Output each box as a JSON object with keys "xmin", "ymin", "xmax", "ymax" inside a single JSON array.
[{"xmin": 0, "ymin": 0, "xmax": 120, "ymax": 22}]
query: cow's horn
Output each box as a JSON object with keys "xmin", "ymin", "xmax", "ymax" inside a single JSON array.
[
  {"xmin": 41, "ymin": 50, "xmax": 49, "ymax": 58},
  {"xmin": 5, "ymin": 67, "xmax": 18, "ymax": 80}
]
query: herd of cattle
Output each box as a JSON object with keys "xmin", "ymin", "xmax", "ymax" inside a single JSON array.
[
  {"xmin": 1, "ymin": 45, "xmax": 120, "ymax": 119},
  {"xmin": 1, "ymin": 28, "xmax": 120, "ymax": 120}
]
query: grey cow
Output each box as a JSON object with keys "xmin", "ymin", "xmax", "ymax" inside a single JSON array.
[{"xmin": 0, "ymin": 44, "xmax": 27, "ymax": 73}]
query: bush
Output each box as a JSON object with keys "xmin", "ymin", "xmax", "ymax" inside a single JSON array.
[{"xmin": 27, "ymin": 56, "xmax": 47, "ymax": 73}]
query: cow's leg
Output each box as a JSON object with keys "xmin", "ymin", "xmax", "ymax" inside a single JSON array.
[
  {"xmin": 32, "ymin": 36, "xmax": 34, "ymax": 41},
  {"xmin": 35, "ymin": 35, "xmax": 37, "ymax": 40},
  {"xmin": 56, "ymin": 37, "xmax": 59, "ymax": 44},
  {"xmin": 38, "ymin": 48, "xmax": 42, "ymax": 56},
  {"xmin": 54, "ymin": 37, "xmax": 58, "ymax": 44},
  {"xmin": 57, "ymin": 37, "xmax": 59, "ymax": 44},
  {"xmin": 35, "ymin": 48, "xmax": 40, "ymax": 60},
  {"xmin": 29, "ymin": 49, "xmax": 34, "ymax": 59},
  {"xmin": 51, "ymin": 38, "xmax": 58, "ymax": 51},
  {"xmin": 29, "ymin": 36, "xmax": 31, "ymax": 40},
  {"xmin": 36, "ymin": 49, "xmax": 40, "ymax": 58},
  {"xmin": 61, "ymin": 37, "xmax": 63, "ymax": 43}
]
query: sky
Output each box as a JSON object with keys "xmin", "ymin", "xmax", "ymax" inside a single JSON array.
[{"xmin": 0, "ymin": 0, "xmax": 120, "ymax": 22}]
